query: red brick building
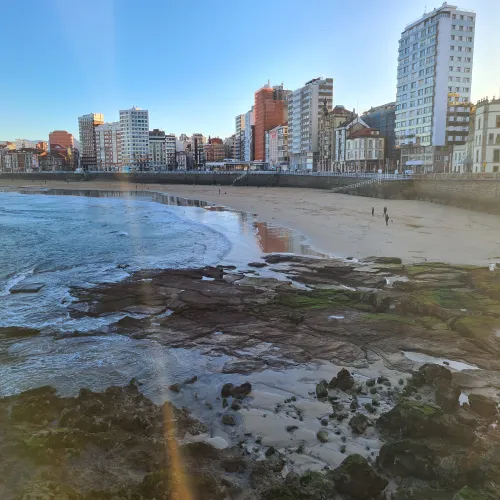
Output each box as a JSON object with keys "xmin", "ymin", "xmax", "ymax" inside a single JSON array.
[
  {"xmin": 253, "ymin": 84, "xmax": 289, "ymax": 161},
  {"xmin": 203, "ymin": 137, "xmax": 225, "ymax": 162},
  {"xmin": 49, "ymin": 130, "xmax": 74, "ymax": 151}
]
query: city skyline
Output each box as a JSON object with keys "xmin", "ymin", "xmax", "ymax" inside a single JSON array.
[{"xmin": 1, "ymin": 1, "xmax": 499, "ymax": 141}]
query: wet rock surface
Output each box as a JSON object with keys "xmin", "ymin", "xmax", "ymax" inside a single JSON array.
[{"xmin": 4, "ymin": 255, "xmax": 500, "ymax": 498}]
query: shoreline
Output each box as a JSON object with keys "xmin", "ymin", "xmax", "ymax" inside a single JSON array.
[{"xmin": 2, "ymin": 179, "xmax": 500, "ymax": 266}]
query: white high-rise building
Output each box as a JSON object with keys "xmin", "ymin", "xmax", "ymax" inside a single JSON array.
[
  {"xmin": 395, "ymin": 3, "xmax": 475, "ymax": 172},
  {"xmin": 119, "ymin": 107, "xmax": 149, "ymax": 170},
  {"xmin": 287, "ymin": 77, "xmax": 333, "ymax": 170},
  {"xmin": 95, "ymin": 122, "xmax": 121, "ymax": 171},
  {"xmin": 235, "ymin": 114, "xmax": 246, "ymax": 160},
  {"xmin": 244, "ymin": 107, "xmax": 254, "ymax": 162}
]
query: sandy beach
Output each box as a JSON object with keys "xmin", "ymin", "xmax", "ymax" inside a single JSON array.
[{"xmin": 2, "ymin": 178, "xmax": 500, "ymax": 265}]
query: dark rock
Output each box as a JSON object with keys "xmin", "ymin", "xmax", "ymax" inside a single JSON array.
[
  {"xmin": 248, "ymin": 262, "xmax": 267, "ymax": 268},
  {"xmin": 316, "ymin": 380, "xmax": 329, "ymax": 399},
  {"xmin": 376, "ymin": 400, "xmax": 475, "ymax": 445},
  {"xmin": 366, "ymin": 378, "xmax": 376, "ymax": 387},
  {"xmin": 286, "ymin": 425, "xmax": 298, "ymax": 433},
  {"xmin": 336, "ymin": 368, "xmax": 355, "ymax": 391},
  {"xmin": 221, "ymin": 457, "xmax": 246, "ymax": 473},
  {"xmin": 10, "ymin": 282, "xmax": 44, "ymax": 293},
  {"xmin": 231, "ymin": 382, "xmax": 252, "ymax": 399},
  {"xmin": 0, "ymin": 326, "xmax": 40, "ymax": 338},
  {"xmin": 414, "ymin": 363, "xmax": 452, "ymax": 387},
  {"xmin": 321, "ymin": 419, "xmax": 329, "ymax": 426},
  {"xmin": 221, "ymin": 383, "xmax": 234, "ymax": 398},
  {"xmin": 168, "ymin": 383, "xmax": 181, "ymax": 393},
  {"xmin": 455, "ymin": 408, "xmax": 478, "ymax": 427},
  {"xmin": 117, "ymin": 263, "xmax": 130, "ymax": 269},
  {"xmin": 379, "ymin": 439, "xmax": 437, "ymax": 479},
  {"xmin": 328, "ymin": 376, "xmax": 337, "ymax": 389},
  {"xmin": 349, "ymin": 413, "xmax": 370, "ymax": 434},
  {"xmin": 114, "ymin": 315, "xmax": 147, "ymax": 330},
  {"xmin": 222, "ymin": 398, "xmax": 228, "ymax": 408},
  {"xmin": 332, "ymin": 453, "xmax": 388, "ymax": 499},
  {"xmin": 435, "ymin": 380, "xmax": 461, "ymax": 413},
  {"xmin": 316, "ymin": 430, "xmax": 329, "ymax": 443},
  {"xmin": 265, "ymin": 446, "xmax": 276, "ymax": 457},
  {"xmin": 285, "ymin": 471, "xmax": 300, "ymax": 488},
  {"xmin": 468, "ymin": 394, "xmax": 498, "ymax": 419},
  {"xmin": 221, "ymin": 414, "xmax": 236, "ymax": 426},
  {"xmin": 184, "ymin": 376, "xmax": 198, "ymax": 384},
  {"xmin": 230, "ymin": 400, "xmax": 241, "ymax": 411}
]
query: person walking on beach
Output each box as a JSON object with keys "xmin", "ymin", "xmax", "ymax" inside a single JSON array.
[
  {"xmin": 383, "ymin": 206, "xmax": 387, "ymax": 217},
  {"xmin": 372, "ymin": 207, "xmax": 374, "ymax": 216},
  {"xmin": 385, "ymin": 213, "xmax": 389, "ymax": 226}
]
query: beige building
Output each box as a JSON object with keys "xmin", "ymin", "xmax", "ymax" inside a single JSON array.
[
  {"xmin": 345, "ymin": 129, "xmax": 385, "ymax": 172},
  {"xmin": 318, "ymin": 104, "xmax": 354, "ymax": 172},
  {"xmin": 473, "ymin": 97, "xmax": 500, "ymax": 173}
]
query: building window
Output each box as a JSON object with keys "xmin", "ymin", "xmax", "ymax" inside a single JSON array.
[
  {"xmin": 489, "ymin": 133, "xmax": 495, "ymax": 144},
  {"xmin": 476, "ymin": 150, "xmax": 479, "ymax": 162},
  {"xmin": 494, "ymin": 150, "xmax": 500, "ymax": 163}
]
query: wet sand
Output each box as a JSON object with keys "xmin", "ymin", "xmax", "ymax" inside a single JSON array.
[{"xmin": 2, "ymin": 179, "xmax": 500, "ymax": 265}]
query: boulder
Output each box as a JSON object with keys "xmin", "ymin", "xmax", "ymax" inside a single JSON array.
[
  {"xmin": 413, "ymin": 363, "xmax": 451, "ymax": 386},
  {"xmin": 455, "ymin": 408, "xmax": 478, "ymax": 427},
  {"xmin": 435, "ymin": 380, "xmax": 461, "ymax": 413},
  {"xmin": 316, "ymin": 380, "xmax": 329, "ymax": 400},
  {"xmin": 413, "ymin": 363, "xmax": 452, "ymax": 387},
  {"xmin": 332, "ymin": 454, "xmax": 388, "ymax": 499},
  {"xmin": 468, "ymin": 394, "xmax": 498, "ymax": 419},
  {"xmin": 328, "ymin": 376, "xmax": 337, "ymax": 389},
  {"xmin": 221, "ymin": 414, "xmax": 236, "ymax": 426},
  {"xmin": 184, "ymin": 376, "xmax": 197, "ymax": 384},
  {"xmin": 221, "ymin": 383, "xmax": 234, "ymax": 398},
  {"xmin": 349, "ymin": 413, "xmax": 370, "ymax": 434},
  {"xmin": 379, "ymin": 439, "xmax": 437, "ymax": 480},
  {"xmin": 168, "ymin": 383, "xmax": 181, "ymax": 393},
  {"xmin": 376, "ymin": 400, "xmax": 475, "ymax": 445},
  {"xmin": 336, "ymin": 368, "xmax": 355, "ymax": 391},
  {"xmin": 231, "ymin": 382, "xmax": 252, "ymax": 399},
  {"xmin": 316, "ymin": 430, "xmax": 329, "ymax": 443}
]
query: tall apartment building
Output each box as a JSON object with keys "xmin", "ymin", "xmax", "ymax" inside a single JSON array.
[
  {"xmin": 49, "ymin": 130, "xmax": 74, "ymax": 151},
  {"xmin": 288, "ymin": 77, "xmax": 333, "ymax": 170},
  {"xmin": 95, "ymin": 122, "xmax": 121, "ymax": 171},
  {"xmin": 166, "ymin": 134, "xmax": 176, "ymax": 169},
  {"xmin": 253, "ymin": 83, "xmax": 289, "ymax": 161},
  {"xmin": 149, "ymin": 129, "xmax": 167, "ymax": 170},
  {"xmin": 235, "ymin": 114, "xmax": 246, "ymax": 160},
  {"xmin": 119, "ymin": 107, "xmax": 149, "ymax": 170},
  {"xmin": 78, "ymin": 113, "xmax": 104, "ymax": 170},
  {"xmin": 244, "ymin": 107, "xmax": 255, "ymax": 162},
  {"xmin": 224, "ymin": 135, "xmax": 235, "ymax": 159},
  {"xmin": 362, "ymin": 102, "xmax": 397, "ymax": 164},
  {"xmin": 395, "ymin": 4, "xmax": 476, "ymax": 172}
]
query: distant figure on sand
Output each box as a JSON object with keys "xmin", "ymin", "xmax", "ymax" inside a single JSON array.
[
  {"xmin": 372, "ymin": 207, "xmax": 374, "ymax": 216},
  {"xmin": 383, "ymin": 206, "xmax": 387, "ymax": 216},
  {"xmin": 385, "ymin": 213, "xmax": 389, "ymax": 226}
]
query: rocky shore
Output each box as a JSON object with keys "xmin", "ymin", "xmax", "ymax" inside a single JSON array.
[{"xmin": 2, "ymin": 254, "xmax": 500, "ymax": 499}]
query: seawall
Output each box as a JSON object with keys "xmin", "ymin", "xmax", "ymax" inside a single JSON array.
[{"xmin": 2, "ymin": 172, "xmax": 500, "ymax": 214}]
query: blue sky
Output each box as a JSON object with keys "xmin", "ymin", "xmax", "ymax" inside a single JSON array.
[{"xmin": 1, "ymin": 0, "xmax": 499, "ymax": 141}]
